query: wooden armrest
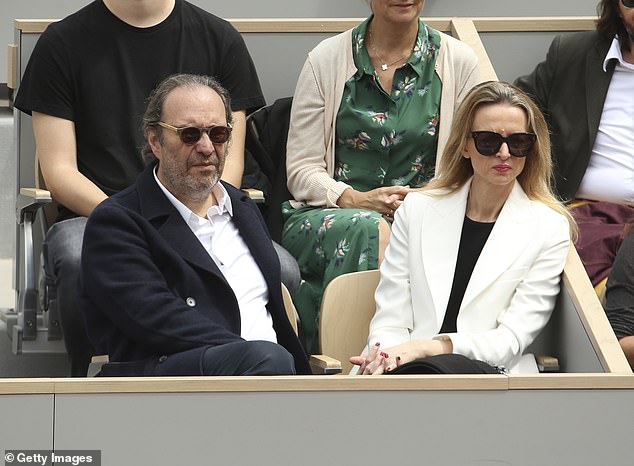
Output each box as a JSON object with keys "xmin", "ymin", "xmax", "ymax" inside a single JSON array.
[
  {"xmin": 242, "ymin": 188, "xmax": 265, "ymax": 202},
  {"xmin": 20, "ymin": 187, "xmax": 52, "ymax": 201},
  {"xmin": 309, "ymin": 355, "xmax": 343, "ymax": 375},
  {"xmin": 8, "ymin": 44, "xmax": 17, "ymax": 90},
  {"xmin": 87, "ymin": 354, "xmax": 109, "ymax": 377},
  {"xmin": 90, "ymin": 355, "xmax": 110, "ymax": 364},
  {"xmin": 17, "ymin": 187, "xmax": 52, "ymax": 223},
  {"xmin": 536, "ymin": 355, "xmax": 560, "ymax": 373}
]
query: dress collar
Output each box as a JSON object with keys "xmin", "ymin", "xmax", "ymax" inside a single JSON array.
[{"xmin": 352, "ymin": 16, "xmax": 439, "ymax": 79}]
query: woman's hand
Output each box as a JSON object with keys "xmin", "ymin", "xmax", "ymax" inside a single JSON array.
[
  {"xmin": 350, "ymin": 341, "xmax": 407, "ymax": 375},
  {"xmin": 350, "ymin": 342, "xmax": 383, "ymax": 375},
  {"xmin": 337, "ymin": 186, "xmax": 410, "ymax": 217},
  {"xmin": 351, "ymin": 339, "xmax": 453, "ymax": 375}
]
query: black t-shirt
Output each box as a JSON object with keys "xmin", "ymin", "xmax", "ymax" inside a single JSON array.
[
  {"xmin": 440, "ymin": 216, "xmax": 495, "ymax": 334},
  {"xmin": 15, "ymin": 0, "xmax": 265, "ymax": 220}
]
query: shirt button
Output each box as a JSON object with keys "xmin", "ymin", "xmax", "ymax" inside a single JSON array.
[
  {"xmin": 158, "ymin": 355, "xmax": 168, "ymax": 363},
  {"xmin": 186, "ymin": 297, "xmax": 196, "ymax": 307}
]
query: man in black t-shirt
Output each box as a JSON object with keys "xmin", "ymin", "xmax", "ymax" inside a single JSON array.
[{"xmin": 14, "ymin": 0, "xmax": 299, "ymax": 376}]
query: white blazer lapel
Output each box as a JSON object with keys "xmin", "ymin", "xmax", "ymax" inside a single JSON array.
[
  {"xmin": 421, "ymin": 181, "xmax": 471, "ymax": 325},
  {"xmin": 461, "ymin": 181, "xmax": 535, "ymax": 309}
]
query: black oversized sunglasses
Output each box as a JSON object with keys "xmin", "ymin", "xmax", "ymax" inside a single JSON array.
[
  {"xmin": 157, "ymin": 122, "xmax": 232, "ymax": 145},
  {"xmin": 622, "ymin": 0, "xmax": 634, "ymax": 8},
  {"xmin": 471, "ymin": 131, "xmax": 537, "ymax": 157}
]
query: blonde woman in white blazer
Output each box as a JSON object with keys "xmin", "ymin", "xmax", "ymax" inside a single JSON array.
[{"xmin": 351, "ymin": 81, "xmax": 576, "ymax": 374}]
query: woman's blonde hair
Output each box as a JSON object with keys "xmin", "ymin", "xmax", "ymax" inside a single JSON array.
[{"xmin": 427, "ymin": 80, "xmax": 577, "ymax": 240}]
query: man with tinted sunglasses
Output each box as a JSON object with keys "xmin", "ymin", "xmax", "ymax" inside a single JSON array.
[
  {"xmin": 79, "ymin": 74, "xmax": 310, "ymax": 377},
  {"xmin": 14, "ymin": 0, "xmax": 301, "ymax": 376},
  {"xmin": 516, "ymin": 0, "xmax": 634, "ymax": 287}
]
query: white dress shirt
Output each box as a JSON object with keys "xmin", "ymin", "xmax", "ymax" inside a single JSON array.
[
  {"xmin": 576, "ymin": 37, "xmax": 634, "ymax": 204},
  {"xmin": 154, "ymin": 169, "xmax": 277, "ymax": 343}
]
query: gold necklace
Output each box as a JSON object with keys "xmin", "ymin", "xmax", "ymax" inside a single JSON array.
[{"xmin": 367, "ymin": 27, "xmax": 412, "ymax": 71}]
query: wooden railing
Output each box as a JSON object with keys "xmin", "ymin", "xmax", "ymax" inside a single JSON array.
[
  {"xmin": 6, "ymin": 15, "xmax": 631, "ymax": 393},
  {"xmin": 13, "ymin": 16, "xmax": 597, "ymax": 34}
]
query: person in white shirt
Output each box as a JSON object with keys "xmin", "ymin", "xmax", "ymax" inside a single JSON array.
[
  {"xmin": 515, "ymin": 0, "xmax": 634, "ymax": 287},
  {"xmin": 80, "ymin": 74, "xmax": 309, "ymax": 376}
]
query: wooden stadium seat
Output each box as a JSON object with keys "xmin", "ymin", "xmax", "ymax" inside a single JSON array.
[{"xmin": 316, "ymin": 270, "xmax": 380, "ymax": 375}]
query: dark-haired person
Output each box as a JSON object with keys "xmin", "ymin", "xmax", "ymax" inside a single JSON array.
[
  {"xmin": 515, "ymin": 0, "xmax": 634, "ymax": 288},
  {"xmin": 605, "ymin": 221, "xmax": 634, "ymax": 369},
  {"xmin": 13, "ymin": 0, "xmax": 303, "ymax": 376},
  {"xmin": 283, "ymin": 0, "xmax": 481, "ymax": 353},
  {"xmin": 351, "ymin": 82, "xmax": 575, "ymax": 375},
  {"xmin": 80, "ymin": 74, "xmax": 309, "ymax": 377}
]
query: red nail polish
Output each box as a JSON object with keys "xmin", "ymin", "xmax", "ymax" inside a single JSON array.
[{"xmin": 375, "ymin": 342, "xmax": 381, "ymax": 347}]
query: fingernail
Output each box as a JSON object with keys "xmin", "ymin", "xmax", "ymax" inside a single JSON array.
[
  {"xmin": 396, "ymin": 356, "xmax": 401, "ymax": 366},
  {"xmin": 375, "ymin": 342, "xmax": 381, "ymax": 347},
  {"xmin": 380, "ymin": 352, "xmax": 389, "ymax": 358}
]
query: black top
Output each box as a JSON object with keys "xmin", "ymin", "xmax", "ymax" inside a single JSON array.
[
  {"xmin": 440, "ymin": 216, "xmax": 495, "ymax": 334},
  {"xmin": 15, "ymin": 0, "xmax": 265, "ymax": 220},
  {"xmin": 605, "ymin": 231, "xmax": 634, "ymax": 340}
]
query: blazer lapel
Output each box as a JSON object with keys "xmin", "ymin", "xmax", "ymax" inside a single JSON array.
[
  {"xmin": 460, "ymin": 182, "xmax": 533, "ymax": 309},
  {"xmin": 585, "ymin": 40, "xmax": 614, "ymax": 151},
  {"xmin": 421, "ymin": 182, "xmax": 470, "ymax": 324},
  {"xmin": 158, "ymin": 213, "xmax": 229, "ymax": 282}
]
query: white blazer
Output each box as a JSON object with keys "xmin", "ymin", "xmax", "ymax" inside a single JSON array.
[{"xmin": 369, "ymin": 179, "xmax": 571, "ymax": 373}]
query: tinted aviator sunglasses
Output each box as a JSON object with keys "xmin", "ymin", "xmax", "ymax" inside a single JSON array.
[
  {"xmin": 157, "ymin": 121, "xmax": 232, "ymax": 145},
  {"xmin": 622, "ymin": 0, "xmax": 634, "ymax": 8},
  {"xmin": 471, "ymin": 131, "xmax": 537, "ymax": 157}
]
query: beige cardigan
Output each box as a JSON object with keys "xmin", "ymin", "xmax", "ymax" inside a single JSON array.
[{"xmin": 286, "ymin": 25, "xmax": 482, "ymax": 208}]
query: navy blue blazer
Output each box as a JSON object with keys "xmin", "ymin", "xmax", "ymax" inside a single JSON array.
[{"xmin": 80, "ymin": 164, "xmax": 310, "ymax": 376}]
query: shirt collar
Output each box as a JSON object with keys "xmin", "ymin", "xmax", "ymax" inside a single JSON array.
[
  {"xmin": 352, "ymin": 16, "xmax": 434, "ymax": 79},
  {"xmin": 603, "ymin": 36, "xmax": 634, "ymax": 71},
  {"xmin": 153, "ymin": 165, "xmax": 234, "ymax": 225}
]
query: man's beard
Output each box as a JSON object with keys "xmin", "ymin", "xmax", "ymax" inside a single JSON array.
[{"xmin": 161, "ymin": 152, "xmax": 224, "ymax": 204}]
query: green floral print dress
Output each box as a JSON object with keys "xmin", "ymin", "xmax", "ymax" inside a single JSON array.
[{"xmin": 282, "ymin": 16, "xmax": 442, "ymax": 353}]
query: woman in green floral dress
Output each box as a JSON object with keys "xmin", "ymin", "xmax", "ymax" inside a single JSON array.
[{"xmin": 283, "ymin": 0, "xmax": 481, "ymax": 353}]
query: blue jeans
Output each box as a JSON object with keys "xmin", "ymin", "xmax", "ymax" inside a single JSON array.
[
  {"xmin": 199, "ymin": 340, "xmax": 295, "ymax": 375},
  {"xmin": 43, "ymin": 217, "xmax": 301, "ymax": 376},
  {"xmin": 149, "ymin": 340, "xmax": 295, "ymax": 376},
  {"xmin": 42, "ymin": 217, "xmax": 93, "ymax": 377},
  {"xmin": 272, "ymin": 241, "xmax": 301, "ymax": 296}
]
